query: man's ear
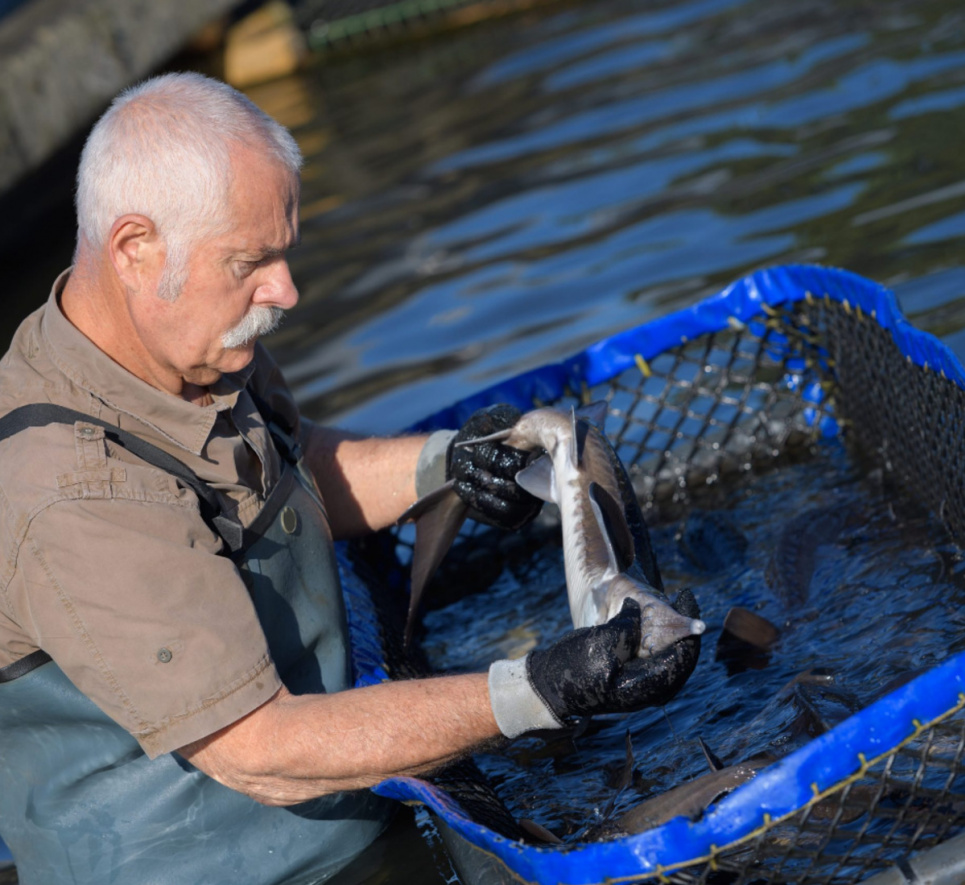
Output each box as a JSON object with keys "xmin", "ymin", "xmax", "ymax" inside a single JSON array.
[{"xmin": 108, "ymin": 214, "xmax": 164, "ymax": 292}]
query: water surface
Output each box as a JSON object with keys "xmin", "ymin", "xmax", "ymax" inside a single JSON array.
[{"xmin": 252, "ymin": 0, "xmax": 965, "ymax": 437}]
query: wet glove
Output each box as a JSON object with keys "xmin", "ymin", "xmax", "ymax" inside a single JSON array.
[
  {"xmin": 446, "ymin": 404, "xmax": 542, "ymax": 531},
  {"xmin": 489, "ymin": 598, "xmax": 669, "ymax": 738}
]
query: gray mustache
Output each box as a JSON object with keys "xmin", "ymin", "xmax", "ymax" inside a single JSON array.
[{"xmin": 222, "ymin": 306, "xmax": 284, "ymax": 349}]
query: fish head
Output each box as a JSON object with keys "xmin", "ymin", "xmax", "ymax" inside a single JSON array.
[
  {"xmin": 455, "ymin": 402, "xmax": 609, "ymax": 459},
  {"xmin": 603, "ymin": 585, "xmax": 702, "ymax": 712},
  {"xmin": 451, "ymin": 406, "xmax": 567, "ymax": 454},
  {"xmin": 502, "ymin": 407, "xmax": 573, "ymax": 452},
  {"xmin": 603, "ymin": 575, "xmax": 705, "ymax": 658}
]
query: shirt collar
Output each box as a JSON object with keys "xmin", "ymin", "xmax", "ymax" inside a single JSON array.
[{"xmin": 41, "ymin": 270, "xmax": 257, "ymax": 456}]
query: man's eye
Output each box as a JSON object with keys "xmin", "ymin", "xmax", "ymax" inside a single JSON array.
[{"xmin": 235, "ymin": 260, "xmax": 258, "ymax": 276}]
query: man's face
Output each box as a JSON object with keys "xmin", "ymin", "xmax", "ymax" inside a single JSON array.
[{"xmin": 132, "ymin": 146, "xmax": 301, "ymax": 392}]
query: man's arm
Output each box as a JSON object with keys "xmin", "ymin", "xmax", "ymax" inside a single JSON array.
[
  {"xmin": 300, "ymin": 419, "xmax": 427, "ymax": 538},
  {"xmin": 178, "ymin": 673, "xmax": 498, "ymax": 805},
  {"xmin": 300, "ymin": 406, "xmax": 543, "ymax": 539},
  {"xmin": 179, "ymin": 598, "xmax": 663, "ymax": 806}
]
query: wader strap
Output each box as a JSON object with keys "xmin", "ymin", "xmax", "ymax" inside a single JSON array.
[
  {"xmin": 0, "ymin": 405, "xmax": 244, "ymax": 553},
  {"xmin": 0, "ymin": 397, "xmax": 301, "ymax": 682},
  {"xmin": 0, "ymin": 649, "xmax": 52, "ymax": 682}
]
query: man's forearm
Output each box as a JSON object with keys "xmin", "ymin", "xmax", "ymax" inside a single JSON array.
[
  {"xmin": 179, "ymin": 674, "xmax": 500, "ymax": 806},
  {"xmin": 301, "ymin": 420, "xmax": 429, "ymax": 537}
]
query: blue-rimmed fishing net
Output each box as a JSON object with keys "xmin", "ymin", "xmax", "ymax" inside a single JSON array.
[{"xmin": 339, "ymin": 263, "xmax": 965, "ymax": 885}]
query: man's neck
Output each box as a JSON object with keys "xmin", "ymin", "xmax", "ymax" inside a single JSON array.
[{"xmin": 182, "ymin": 383, "xmax": 214, "ymax": 407}]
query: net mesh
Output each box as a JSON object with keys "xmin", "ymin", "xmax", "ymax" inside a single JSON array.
[
  {"xmin": 356, "ymin": 293, "xmax": 965, "ymax": 883},
  {"xmin": 653, "ymin": 699, "xmax": 965, "ymax": 885},
  {"xmin": 594, "ymin": 302, "xmax": 835, "ymax": 521}
]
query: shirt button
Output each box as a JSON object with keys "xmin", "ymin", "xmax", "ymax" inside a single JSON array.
[
  {"xmin": 280, "ymin": 507, "xmax": 298, "ymax": 534},
  {"xmin": 157, "ymin": 648, "xmax": 173, "ymax": 664},
  {"xmin": 79, "ymin": 426, "xmax": 97, "ymax": 438}
]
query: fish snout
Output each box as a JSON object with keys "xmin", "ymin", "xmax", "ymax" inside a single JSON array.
[{"xmin": 628, "ymin": 592, "xmax": 705, "ymax": 657}]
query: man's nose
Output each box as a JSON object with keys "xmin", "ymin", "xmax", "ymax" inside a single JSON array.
[{"xmin": 255, "ymin": 260, "xmax": 299, "ymax": 310}]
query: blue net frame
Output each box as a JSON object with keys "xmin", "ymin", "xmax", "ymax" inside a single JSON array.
[{"xmin": 338, "ymin": 264, "xmax": 965, "ymax": 885}]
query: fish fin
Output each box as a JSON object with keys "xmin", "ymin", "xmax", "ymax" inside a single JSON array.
[
  {"xmin": 575, "ymin": 400, "xmax": 609, "ymax": 431},
  {"xmin": 617, "ymin": 729, "xmax": 636, "ymax": 791},
  {"xmin": 698, "ymin": 737, "xmax": 725, "ymax": 773},
  {"xmin": 516, "ymin": 454, "xmax": 557, "ymax": 503},
  {"xmin": 723, "ymin": 606, "xmax": 781, "ymax": 649},
  {"xmin": 588, "ymin": 481, "xmax": 636, "ymax": 575},
  {"xmin": 518, "ymin": 819, "xmax": 563, "ymax": 845},
  {"xmin": 603, "ymin": 730, "xmax": 636, "ymax": 820},
  {"xmin": 398, "ymin": 481, "xmax": 469, "ymax": 647},
  {"xmin": 568, "ymin": 406, "xmax": 591, "ymax": 466}
]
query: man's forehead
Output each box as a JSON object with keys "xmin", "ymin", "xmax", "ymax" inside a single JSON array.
[
  {"xmin": 221, "ymin": 222, "xmax": 299, "ymax": 253},
  {"xmin": 220, "ymin": 196, "xmax": 300, "ymax": 253}
]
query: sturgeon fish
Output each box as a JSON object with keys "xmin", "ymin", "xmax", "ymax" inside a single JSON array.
[{"xmin": 402, "ymin": 403, "xmax": 705, "ymax": 657}]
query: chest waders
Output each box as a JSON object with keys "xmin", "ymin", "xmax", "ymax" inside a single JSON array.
[{"xmin": 0, "ymin": 404, "xmax": 395, "ymax": 885}]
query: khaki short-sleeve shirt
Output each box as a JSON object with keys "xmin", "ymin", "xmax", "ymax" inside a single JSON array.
[{"xmin": 0, "ymin": 272, "xmax": 297, "ymax": 758}]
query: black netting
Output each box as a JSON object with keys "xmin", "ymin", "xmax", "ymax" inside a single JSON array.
[
  {"xmin": 643, "ymin": 701, "xmax": 965, "ymax": 885},
  {"xmin": 820, "ymin": 298, "xmax": 965, "ymax": 547}
]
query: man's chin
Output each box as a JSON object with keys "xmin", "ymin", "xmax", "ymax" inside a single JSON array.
[
  {"xmin": 190, "ymin": 344, "xmax": 257, "ymax": 386},
  {"xmin": 219, "ymin": 343, "xmax": 258, "ymax": 372}
]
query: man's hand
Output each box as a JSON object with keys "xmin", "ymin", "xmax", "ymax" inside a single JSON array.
[
  {"xmin": 447, "ymin": 404, "xmax": 542, "ymax": 531},
  {"xmin": 489, "ymin": 599, "xmax": 685, "ymax": 737}
]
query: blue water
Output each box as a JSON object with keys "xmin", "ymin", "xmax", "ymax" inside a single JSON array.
[
  {"xmin": 248, "ymin": 0, "xmax": 965, "ymax": 439},
  {"xmin": 8, "ymin": 0, "xmax": 965, "ymax": 880}
]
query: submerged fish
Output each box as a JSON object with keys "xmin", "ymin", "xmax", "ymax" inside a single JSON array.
[
  {"xmin": 766, "ymin": 503, "xmax": 858, "ymax": 606},
  {"xmin": 615, "ymin": 753, "xmax": 772, "ymax": 834},
  {"xmin": 612, "ymin": 728, "xmax": 875, "ymax": 836},
  {"xmin": 402, "ymin": 403, "xmax": 705, "ymax": 658},
  {"xmin": 587, "ymin": 734, "xmax": 771, "ymax": 838},
  {"xmin": 679, "ymin": 510, "xmax": 749, "ymax": 573}
]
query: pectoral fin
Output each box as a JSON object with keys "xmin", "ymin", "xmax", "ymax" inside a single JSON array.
[
  {"xmin": 398, "ymin": 481, "xmax": 469, "ymax": 646},
  {"xmin": 722, "ymin": 606, "xmax": 781, "ymax": 650},
  {"xmin": 588, "ymin": 481, "xmax": 636, "ymax": 575},
  {"xmin": 515, "ymin": 454, "xmax": 557, "ymax": 503}
]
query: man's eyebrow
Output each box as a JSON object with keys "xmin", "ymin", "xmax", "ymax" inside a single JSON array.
[
  {"xmin": 239, "ymin": 236, "xmax": 301, "ymax": 259},
  {"xmin": 271, "ymin": 233, "xmax": 302, "ymax": 255}
]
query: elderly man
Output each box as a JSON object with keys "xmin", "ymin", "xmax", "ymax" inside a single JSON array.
[{"xmin": 0, "ymin": 73, "xmax": 668, "ymax": 884}]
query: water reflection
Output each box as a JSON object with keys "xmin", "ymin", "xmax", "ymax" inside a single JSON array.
[{"xmin": 244, "ymin": 0, "xmax": 965, "ymax": 434}]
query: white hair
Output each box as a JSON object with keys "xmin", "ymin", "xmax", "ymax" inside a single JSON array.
[{"xmin": 75, "ymin": 72, "xmax": 302, "ymax": 299}]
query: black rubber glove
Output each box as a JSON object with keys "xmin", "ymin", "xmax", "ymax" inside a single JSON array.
[
  {"xmin": 489, "ymin": 598, "xmax": 698, "ymax": 737},
  {"xmin": 613, "ymin": 588, "xmax": 702, "ymax": 709},
  {"xmin": 527, "ymin": 597, "xmax": 643, "ymax": 723},
  {"xmin": 447, "ymin": 404, "xmax": 542, "ymax": 531}
]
